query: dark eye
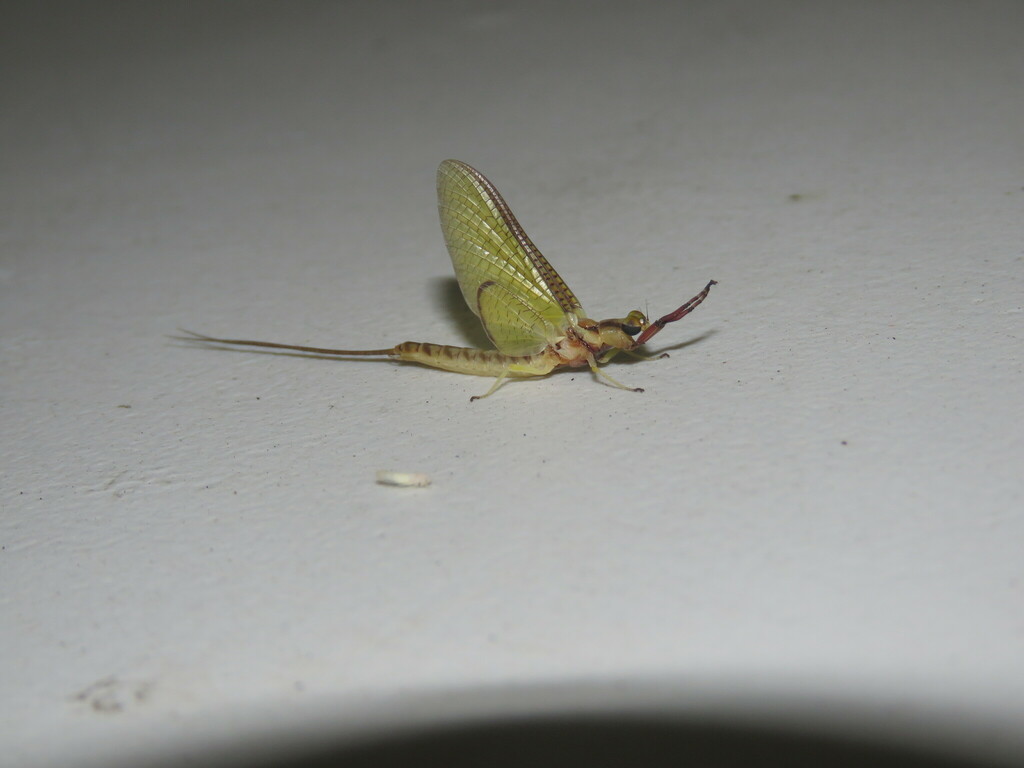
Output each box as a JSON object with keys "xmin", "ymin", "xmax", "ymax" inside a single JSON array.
[{"xmin": 621, "ymin": 324, "xmax": 641, "ymax": 336}]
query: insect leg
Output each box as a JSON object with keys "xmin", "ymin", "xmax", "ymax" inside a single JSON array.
[
  {"xmin": 635, "ymin": 279, "xmax": 717, "ymax": 346},
  {"xmin": 586, "ymin": 352, "xmax": 644, "ymax": 393},
  {"xmin": 470, "ymin": 366, "xmax": 514, "ymax": 401}
]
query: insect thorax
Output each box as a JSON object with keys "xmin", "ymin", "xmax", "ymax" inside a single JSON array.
[{"xmin": 554, "ymin": 310, "xmax": 648, "ymax": 365}]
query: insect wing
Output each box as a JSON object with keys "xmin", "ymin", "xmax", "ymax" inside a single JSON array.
[
  {"xmin": 437, "ymin": 160, "xmax": 583, "ymax": 352},
  {"xmin": 476, "ymin": 280, "xmax": 556, "ymax": 356}
]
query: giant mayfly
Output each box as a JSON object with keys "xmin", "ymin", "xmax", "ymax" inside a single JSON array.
[{"xmin": 182, "ymin": 159, "xmax": 716, "ymax": 399}]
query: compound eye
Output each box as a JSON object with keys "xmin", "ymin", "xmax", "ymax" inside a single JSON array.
[{"xmin": 622, "ymin": 310, "xmax": 648, "ymax": 336}]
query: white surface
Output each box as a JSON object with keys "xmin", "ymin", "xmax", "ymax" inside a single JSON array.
[{"xmin": 2, "ymin": 1, "xmax": 1023, "ymax": 765}]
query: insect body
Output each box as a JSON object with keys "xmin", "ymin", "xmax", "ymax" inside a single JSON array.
[{"xmin": 183, "ymin": 159, "xmax": 716, "ymax": 399}]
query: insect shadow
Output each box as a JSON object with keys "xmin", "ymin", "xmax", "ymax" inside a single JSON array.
[
  {"xmin": 634, "ymin": 328, "xmax": 718, "ymax": 359},
  {"xmin": 431, "ymin": 277, "xmax": 491, "ymax": 349}
]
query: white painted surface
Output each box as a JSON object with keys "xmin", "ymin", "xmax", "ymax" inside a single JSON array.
[{"xmin": 2, "ymin": 2, "xmax": 1022, "ymax": 765}]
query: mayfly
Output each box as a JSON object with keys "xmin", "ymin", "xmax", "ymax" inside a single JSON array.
[{"xmin": 181, "ymin": 159, "xmax": 716, "ymax": 399}]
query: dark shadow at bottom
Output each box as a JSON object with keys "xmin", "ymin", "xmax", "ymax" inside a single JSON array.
[{"xmin": 227, "ymin": 713, "xmax": 1008, "ymax": 768}]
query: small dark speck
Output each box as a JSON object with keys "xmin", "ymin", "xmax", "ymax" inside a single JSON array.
[
  {"xmin": 117, "ymin": 404, "xmax": 131, "ymax": 409},
  {"xmin": 788, "ymin": 193, "xmax": 804, "ymax": 202},
  {"xmin": 841, "ymin": 440, "xmax": 848, "ymax": 446}
]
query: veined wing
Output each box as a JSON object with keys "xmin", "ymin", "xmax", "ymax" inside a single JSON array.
[
  {"xmin": 476, "ymin": 280, "xmax": 557, "ymax": 356},
  {"xmin": 437, "ymin": 160, "xmax": 583, "ymax": 353}
]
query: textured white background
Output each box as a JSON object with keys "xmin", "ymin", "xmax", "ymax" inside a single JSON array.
[{"xmin": 2, "ymin": 1, "xmax": 1022, "ymax": 766}]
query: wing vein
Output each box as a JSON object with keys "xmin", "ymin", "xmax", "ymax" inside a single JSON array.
[{"xmin": 437, "ymin": 159, "xmax": 584, "ymax": 354}]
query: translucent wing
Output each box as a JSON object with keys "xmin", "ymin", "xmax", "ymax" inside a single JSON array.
[
  {"xmin": 476, "ymin": 280, "xmax": 556, "ymax": 356},
  {"xmin": 437, "ymin": 159, "xmax": 583, "ymax": 353}
]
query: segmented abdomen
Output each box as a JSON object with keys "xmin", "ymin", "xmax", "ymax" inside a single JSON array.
[{"xmin": 394, "ymin": 342, "xmax": 557, "ymax": 377}]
